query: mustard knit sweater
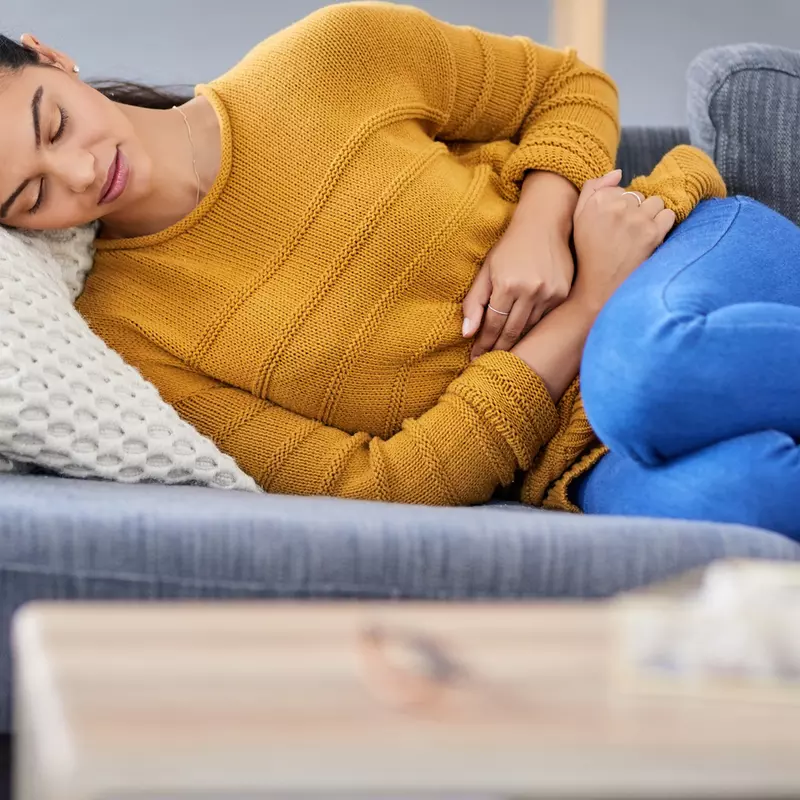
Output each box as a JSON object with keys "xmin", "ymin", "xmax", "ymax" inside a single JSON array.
[{"xmin": 77, "ymin": 1, "xmax": 726, "ymax": 509}]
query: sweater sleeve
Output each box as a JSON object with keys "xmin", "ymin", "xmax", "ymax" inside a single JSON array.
[
  {"xmin": 626, "ymin": 144, "xmax": 727, "ymax": 221},
  {"xmin": 88, "ymin": 319, "xmax": 560, "ymax": 506},
  {"xmin": 306, "ymin": 1, "xmax": 620, "ymax": 191}
]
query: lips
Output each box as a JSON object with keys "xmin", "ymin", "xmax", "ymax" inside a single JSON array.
[
  {"xmin": 98, "ymin": 148, "xmax": 129, "ymax": 205},
  {"xmin": 98, "ymin": 150, "xmax": 118, "ymax": 203}
]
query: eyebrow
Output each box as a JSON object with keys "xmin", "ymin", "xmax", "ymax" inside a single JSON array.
[{"xmin": 0, "ymin": 85, "xmax": 44, "ymax": 219}]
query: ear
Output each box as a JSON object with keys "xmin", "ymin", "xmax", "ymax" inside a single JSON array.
[{"xmin": 19, "ymin": 34, "xmax": 80, "ymax": 78}]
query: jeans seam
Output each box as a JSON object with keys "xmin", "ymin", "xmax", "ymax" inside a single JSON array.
[
  {"xmin": 704, "ymin": 315, "xmax": 800, "ymax": 332},
  {"xmin": 661, "ymin": 197, "xmax": 742, "ymax": 314}
]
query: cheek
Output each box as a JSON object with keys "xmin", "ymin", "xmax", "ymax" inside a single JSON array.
[
  {"xmin": 77, "ymin": 90, "xmax": 131, "ymax": 149},
  {"xmin": 80, "ymin": 99, "xmax": 151, "ymax": 202},
  {"xmin": 118, "ymin": 136, "xmax": 154, "ymax": 202},
  {"xmin": 46, "ymin": 194, "xmax": 103, "ymax": 229}
]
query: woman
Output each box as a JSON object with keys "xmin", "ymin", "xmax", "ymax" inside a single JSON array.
[{"xmin": 1, "ymin": 4, "xmax": 796, "ymax": 538}]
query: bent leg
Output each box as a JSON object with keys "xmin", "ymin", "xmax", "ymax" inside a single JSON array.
[
  {"xmin": 574, "ymin": 431, "xmax": 800, "ymax": 541},
  {"xmin": 581, "ymin": 196, "xmax": 800, "ymax": 465}
]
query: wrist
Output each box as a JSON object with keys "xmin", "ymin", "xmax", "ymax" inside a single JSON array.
[
  {"xmin": 511, "ymin": 297, "xmax": 596, "ymax": 400},
  {"xmin": 562, "ymin": 287, "xmax": 605, "ymax": 321},
  {"xmin": 517, "ymin": 170, "xmax": 578, "ymax": 235}
]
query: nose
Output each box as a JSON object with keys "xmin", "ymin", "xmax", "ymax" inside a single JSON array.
[{"xmin": 47, "ymin": 146, "xmax": 97, "ymax": 195}]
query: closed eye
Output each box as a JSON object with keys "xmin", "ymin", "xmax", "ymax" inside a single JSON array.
[
  {"xmin": 53, "ymin": 107, "xmax": 69, "ymax": 143},
  {"xmin": 30, "ymin": 108, "xmax": 69, "ymax": 215}
]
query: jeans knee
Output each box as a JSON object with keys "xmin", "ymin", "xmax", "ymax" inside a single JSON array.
[
  {"xmin": 667, "ymin": 431, "xmax": 800, "ymax": 539},
  {"xmin": 578, "ymin": 431, "xmax": 800, "ymax": 541},
  {"xmin": 581, "ymin": 293, "xmax": 686, "ymax": 465}
]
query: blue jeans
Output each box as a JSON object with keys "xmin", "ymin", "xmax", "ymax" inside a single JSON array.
[{"xmin": 574, "ymin": 196, "xmax": 800, "ymax": 540}]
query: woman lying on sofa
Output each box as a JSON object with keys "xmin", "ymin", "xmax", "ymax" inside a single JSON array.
[{"xmin": 0, "ymin": 4, "xmax": 798, "ymax": 540}]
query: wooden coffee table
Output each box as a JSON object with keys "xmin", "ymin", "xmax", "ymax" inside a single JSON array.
[{"xmin": 12, "ymin": 600, "xmax": 800, "ymax": 799}]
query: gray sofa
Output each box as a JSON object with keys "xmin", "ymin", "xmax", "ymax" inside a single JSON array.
[{"xmin": 1, "ymin": 44, "xmax": 799, "ymax": 735}]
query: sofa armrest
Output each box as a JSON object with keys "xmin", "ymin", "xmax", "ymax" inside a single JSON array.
[{"xmin": 688, "ymin": 44, "xmax": 800, "ymax": 225}]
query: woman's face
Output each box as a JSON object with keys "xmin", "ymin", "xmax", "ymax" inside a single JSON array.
[{"xmin": 0, "ymin": 49, "xmax": 154, "ymax": 231}]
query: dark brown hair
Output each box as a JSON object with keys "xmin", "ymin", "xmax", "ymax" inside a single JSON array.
[{"xmin": 0, "ymin": 34, "xmax": 193, "ymax": 109}]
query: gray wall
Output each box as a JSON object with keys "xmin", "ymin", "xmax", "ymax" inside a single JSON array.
[
  {"xmin": 607, "ymin": 0, "xmax": 800, "ymax": 125},
  {"xmin": 5, "ymin": 1, "xmax": 800, "ymax": 126}
]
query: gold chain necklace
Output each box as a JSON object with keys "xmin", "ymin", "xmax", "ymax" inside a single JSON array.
[{"xmin": 173, "ymin": 105, "xmax": 201, "ymax": 207}]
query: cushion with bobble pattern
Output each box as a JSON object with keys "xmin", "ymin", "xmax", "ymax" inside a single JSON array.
[{"xmin": 0, "ymin": 224, "xmax": 259, "ymax": 492}]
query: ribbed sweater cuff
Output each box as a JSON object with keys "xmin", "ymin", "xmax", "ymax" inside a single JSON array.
[
  {"xmin": 502, "ymin": 138, "xmax": 613, "ymax": 193},
  {"xmin": 447, "ymin": 351, "xmax": 560, "ymax": 470},
  {"xmin": 628, "ymin": 144, "xmax": 727, "ymax": 222}
]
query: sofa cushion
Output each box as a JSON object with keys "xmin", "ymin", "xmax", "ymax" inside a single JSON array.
[
  {"xmin": 1, "ymin": 471, "xmax": 799, "ymax": 731},
  {"xmin": 687, "ymin": 44, "xmax": 800, "ymax": 225}
]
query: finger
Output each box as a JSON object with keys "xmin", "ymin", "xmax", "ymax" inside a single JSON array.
[
  {"xmin": 582, "ymin": 169, "xmax": 623, "ymax": 195},
  {"xmin": 575, "ymin": 169, "xmax": 623, "ymax": 219},
  {"xmin": 521, "ymin": 300, "xmax": 550, "ymax": 334},
  {"xmin": 654, "ymin": 208, "xmax": 677, "ymax": 241},
  {"xmin": 575, "ymin": 169, "xmax": 622, "ymax": 218},
  {"xmin": 492, "ymin": 298, "xmax": 534, "ymax": 352},
  {"xmin": 471, "ymin": 295, "xmax": 513, "ymax": 359},
  {"xmin": 519, "ymin": 304, "xmax": 540, "ymax": 338},
  {"xmin": 640, "ymin": 195, "xmax": 665, "ymax": 219},
  {"xmin": 461, "ymin": 266, "xmax": 492, "ymax": 337},
  {"xmin": 621, "ymin": 190, "xmax": 646, "ymax": 208}
]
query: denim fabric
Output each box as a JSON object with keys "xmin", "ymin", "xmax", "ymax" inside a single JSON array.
[
  {"xmin": 687, "ymin": 44, "xmax": 800, "ymax": 225},
  {"xmin": 578, "ymin": 197, "xmax": 800, "ymax": 539}
]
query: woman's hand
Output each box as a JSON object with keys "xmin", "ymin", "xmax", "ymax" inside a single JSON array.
[
  {"xmin": 511, "ymin": 170, "xmax": 676, "ymax": 403},
  {"xmin": 462, "ymin": 225, "xmax": 574, "ymax": 359},
  {"xmin": 571, "ymin": 170, "xmax": 677, "ymax": 311},
  {"xmin": 462, "ymin": 171, "xmax": 579, "ymax": 360}
]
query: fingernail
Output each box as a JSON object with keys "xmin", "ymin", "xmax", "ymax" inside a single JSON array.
[{"xmin": 462, "ymin": 318, "xmax": 472, "ymax": 337}]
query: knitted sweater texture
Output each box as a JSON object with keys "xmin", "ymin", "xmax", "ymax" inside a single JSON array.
[{"xmin": 77, "ymin": 1, "xmax": 725, "ymax": 508}]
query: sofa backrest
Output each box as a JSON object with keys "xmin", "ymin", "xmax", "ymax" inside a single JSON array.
[{"xmin": 617, "ymin": 127, "xmax": 690, "ymax": 183}]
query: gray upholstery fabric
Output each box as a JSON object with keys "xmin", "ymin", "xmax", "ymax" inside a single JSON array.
[
  {"xmin": 616, "ymin": 126, "xmax": 690, "ymax": 183},
  {"xmin": 5, "ymin": 473, "xmax": 799, "ymax": 600},
  {"xmin": 2, "ymin": 473, "xmax": 799, "ymax": 731},
  {"xmin": 688, "ymin": 44, "xmax": 800, "ymax": 225}
]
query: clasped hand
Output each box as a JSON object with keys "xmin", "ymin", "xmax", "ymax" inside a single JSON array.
[{"xmin": 463, "ymin": 169, "xmax": 675, "ymax": 359}]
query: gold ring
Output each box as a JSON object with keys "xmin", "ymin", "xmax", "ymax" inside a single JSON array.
[{"xmin": 487, "ymin": 303, "xmax": 510, "ymax": 316}]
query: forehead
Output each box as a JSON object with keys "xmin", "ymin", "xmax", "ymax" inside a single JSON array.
[
  {"xmin": 0, "ymin": 70, "xmax": 31, "ymax": 124},
  {"xmin": 0, "ymin": 65, "xmax": 69, "ymax": 148},
  {"xmin": 0, "ymin": 65, "xmax": 46, "ymax": 118},
  {"xmin": 0, "ymin": 72, "xmax": 35, "ymax": 194},
  {"xmin": 0, "ymin": 68, "xmax": 56, "ymax": 214},
  {"xmin": 0, "ymin": 68, "xmax": 45, "ymax": 158}
]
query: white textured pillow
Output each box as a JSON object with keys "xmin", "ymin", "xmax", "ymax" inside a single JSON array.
[{"xmin": 0, "ymin": 225, "xmax": 259, "ymax": 492}]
